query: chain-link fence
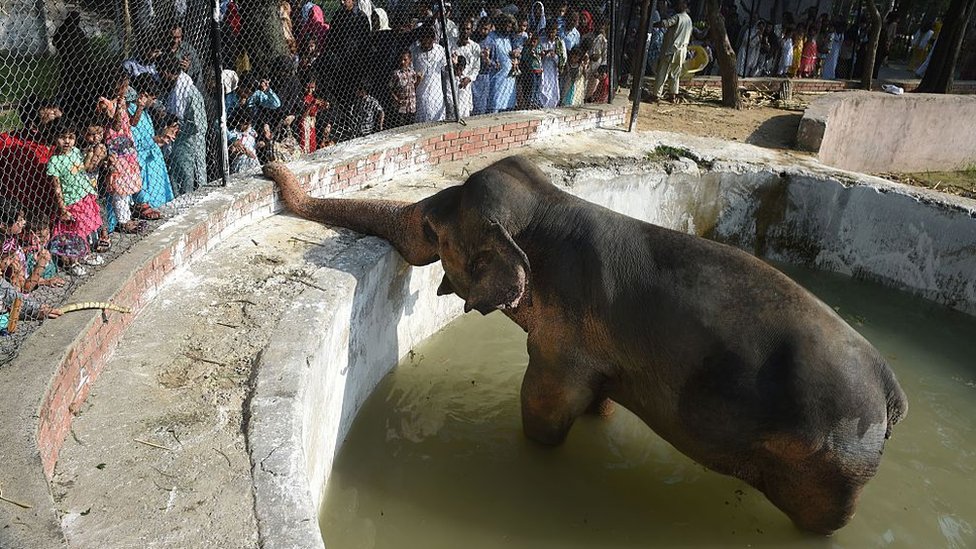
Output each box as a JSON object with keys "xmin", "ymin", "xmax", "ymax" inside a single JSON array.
[{"xmin": 0, "ymin": 0, "xmax": 618, "ymax": 351}]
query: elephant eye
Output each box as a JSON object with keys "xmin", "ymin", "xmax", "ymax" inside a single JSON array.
[{"xmin": 469, "ymin": 252, "xmax": 491, "ymax": 276}]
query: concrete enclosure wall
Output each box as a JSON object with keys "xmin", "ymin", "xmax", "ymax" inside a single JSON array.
[
  {"xmin": 797, "ymin": 91, "xmax": 976, "ymax": 173},
  {"xmin": 252, "ymin": 132, "xmax": 976, "ymax": 549}
]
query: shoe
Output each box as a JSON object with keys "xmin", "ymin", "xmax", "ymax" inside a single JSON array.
[
  {"xmin": 83, "ymin": 254, "xmax": 105, "ymax": 266},
  {"xmin": 67, "ymin": 264, "xmax": 88, "ymax": 276}
]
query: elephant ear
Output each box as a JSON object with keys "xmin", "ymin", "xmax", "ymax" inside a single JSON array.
[{"xmin": 463, "ymin": 220, "xmax": 532, "ymax": 314}]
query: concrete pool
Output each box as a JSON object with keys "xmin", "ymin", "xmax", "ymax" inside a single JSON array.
[{"xmin": 246, "ymin": 130, "xmax": 976, "ymax": 548}]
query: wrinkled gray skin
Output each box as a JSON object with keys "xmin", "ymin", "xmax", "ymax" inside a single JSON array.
[{"xmin": 264, "ymin": 156, "xmax": 908, "ymax": 534}]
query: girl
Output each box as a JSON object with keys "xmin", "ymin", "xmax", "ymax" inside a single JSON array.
[
  {"xmin": 100, "ymin": 73, "xmax": 144, "ymax": 234},
  {"xmin": 799, "ymin": 28, "xmax": 819, "ymax": 77},
  {"xmin": 778, "ymin": 25, "xmax": 794, "ymax": 76},
  {"xmin": 561, "ymin": 47, "xmax": 588, "ymax": 106},
  {"xmin": 789, "ymin": 25, "xmax": 805, "ymax": 77},
  {"xmin": 46, "ymin": 120, "xmax": 104, "ymax": 275},
  {"xmin": 228, "ymin": 114, "xmax": 261, "ymax": 173},
  {"xmin": 20, "ymin": 218, "xmax": 65, "ymax": 292},
  {"xmin": 298, "ymin": 80, "xmax": 327, "ymax": 152}
]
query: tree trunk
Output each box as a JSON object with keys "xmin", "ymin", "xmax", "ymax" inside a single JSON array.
[
  {"xmin": 238, "ymin": 0, "xmax": 288, "ymax": 75},
  {"xmin": 706, "ymin": 0, "xmax": 742, "ymax": 108},
  {"xmin": 916, "ymin": 0, "xmax": 976, "ymax": 93},
  {"xmin": 861, "ymin": 0, "xmax": 882, "ymax": 90}
]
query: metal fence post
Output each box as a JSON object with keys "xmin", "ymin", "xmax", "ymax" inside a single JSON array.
[
  {"xmin": 211, "ymin": 0, "xmax": 229, "ymax": 186},
  {"xmin": 438, "ymin": 0, "xmax": 462, "ymax": 124},
  {"xmin": 628, "ymin": 0, "xmax": 653, "ymax": 132},
  {"xmin": 609, "ymin": 0, "xmax": 617, "ymax": 103}
]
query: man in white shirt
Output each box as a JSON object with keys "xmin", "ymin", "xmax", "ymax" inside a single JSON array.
[
  {"xmin": 452, "ymin": 19, "xmax": 482, "ymax": 118},
  {"xmin": 651, "ymin": 0, "xmax": 692, "ymax": 102}
]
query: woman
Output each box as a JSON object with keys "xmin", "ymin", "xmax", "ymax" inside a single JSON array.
[
  {"xmin": 528, "ymin": 1, "xmax": 547, "ymax": 35},
  {"xmin": 487, "ymin": 14, "xmax": 518, "ymax": 114},
  {"xmin": 128, "ymin": 75, "xmax": 175, "ymax": 212},
  {"xmin": 159, "ymin": 55, "xmax": 208, "ymax": 196},
  {"xmin": 539, "ymin": 23, "xmax": 565, "ymax": 108},
  {"xmin": 646, "ymin": 0, "xmax": 667, "ymax": 75}
]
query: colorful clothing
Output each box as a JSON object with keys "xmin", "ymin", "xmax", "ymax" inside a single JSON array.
[
  {"xmin": 390, "ymin": 67, "xmax": 418, "ymax": 115},
  {"xmin": 47, "ymin": 148, "xmax": 94, "ymax": 206},
  {"xmin": 799, "ymin": 39, "xmax": 818, "ymax": 77},
  {"xmin": 128, "ymin": 99, "xmax": 174, "ymax": 210},
  {"xmin": 299, "ymin": 93, "xmax": 319, "ymax": 153},
  {"xmin": 105, "ymin": 107, "xmax": 142, "ymax": 196}
]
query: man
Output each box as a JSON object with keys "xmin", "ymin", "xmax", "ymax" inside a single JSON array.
[
  {"xmin": 168, "ymin": 24, "xmax": 202, "ymax": 86},
  {"xmin": 159, "ymin": 55, "xmax": 208, "ymax": 196},
  {"xmin": 411, "ymin": 26, "xmax": 448, "ymax": 122},
  {"xmin": 451, "ymin": 19, "xmax": 482, "ymax": 118},
  {"xmin": 324, "ymin": 0, "xmax": 371, "ymax": 100},
  {"xmin": 651, "ymin": 0, "xmax": 692, "ymax": 103}
]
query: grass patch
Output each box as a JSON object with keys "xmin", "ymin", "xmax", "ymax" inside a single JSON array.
[
  {"xmin": 646, "ymin": 144, "xmax": 714, "ymax": 169},
  {"xmin": 0, "ymin": 54, "xmax": 60, "ymax": 105},
  {"xmin": 885, "ymin": 168, "xmax": 976, "ymax": 199}
]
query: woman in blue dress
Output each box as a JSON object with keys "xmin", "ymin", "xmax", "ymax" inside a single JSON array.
[
  {"xmin": 488, "ymin": 14, "xmax": 518, "ymax": 114},
  {"xmin": 128, "ymin": 76, "xmax": 175, "ymax": 211}
]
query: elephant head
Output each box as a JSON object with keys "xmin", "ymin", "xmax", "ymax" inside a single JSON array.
[{"xmin": 263, "ymin": 161, "xmax": 533, "ymax": 315}]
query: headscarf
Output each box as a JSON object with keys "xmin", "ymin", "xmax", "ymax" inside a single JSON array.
[
  {"xmin": 529, "ymin": 1, "xmax": 547, "ymax": 34},
  {"xmin": 579, "ymin": 10, "xmax": 594, "ymax": 35},
  {"xmin": 358, "ymin": 0, "xmax": 374, "ymax": 30},
  {"xmin": 372, "ymin": 7, "xmax": 390, "ymax": 31},
  {"xmin": 301, "ymin": 0, "xmax": 315, "ymax": 23}
]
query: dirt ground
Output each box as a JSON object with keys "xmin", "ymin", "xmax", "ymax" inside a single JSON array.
[{"xmin": 634, "ymin": 93, "xmax": 812, "ymax": 150}]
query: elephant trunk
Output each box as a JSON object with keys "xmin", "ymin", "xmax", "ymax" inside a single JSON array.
[{"xmin": 264, "ymin": 163, "xmax": 438, "ymax": 266}]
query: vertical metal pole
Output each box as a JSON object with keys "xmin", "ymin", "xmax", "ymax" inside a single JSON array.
[
  {"xmin": 211, "ymin": 0, "xmax": 229, "ymax": 185},
  {"xmin": 438, "ymin": 0, "xmax": 462, "ymax": 124},
  {"xmin": 743, "ymin": 0, "xmax": 757, "ymax": 76},
  {"xmin": 609, "ymin": 0, "xmax": 618, "ymax": 102},
  {"xmin": 627, "ymin": 0, "xmax": 653, "ymax": 132}
]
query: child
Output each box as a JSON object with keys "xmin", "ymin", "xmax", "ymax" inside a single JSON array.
[
  {"xmin": 0, "ymin": 199, "xmax": 28, "ymax": 289},
  {"xmin": 799, "ymin": 28, "xmax": 818, "ymax": 77},
  {"xmin": 561, "ymin": 47, "xmax": 588, "ymax": 106},
  {"xmin": 350, "ymin": 82, "xmax": 384, "ymax": 138},
  {"xmin": 526, "ymin": 34, "xmax": 544, "ymax": 108},
  {"xmin": 390, "ymin": 51, "xmax": 419, "ymax": 128},
  {"xmin": 509, "ymin": 19, "xmax": 528, "ymax": 78},
  {"xmin": 0, "ymin": 275, "xmax": 62, "ymax": 335},
  {"xmin": 298, "ymin": 80, "xmax": 327, "ymax": 153},
  {"xmin": 100, "ymin": 74, "xmax": 144, "ymax": 234},
  {"xmin": 19, "ymin": 218, "xmax": 65, "ymax": 292},
  {"xmin": 586, "ymin": 64, "xmax": 610, "ymax": 103},
  {"xmin": 80, "ymin": 121, "xmax": 111, "ymax": 252},
  {"xmin": 46, "ymin": 120, "xmax": 104, "ymax": 276},
  {"xmin": 228, "ymin": 114, "xmax": 261, "ymax": 173},
  {"xmin": 778, "ymin": 25, "xmax": 795, "ymax": 77},
  {"xmin": 789, "ymin": 26, "xmax": 805, "ymax": 77}
]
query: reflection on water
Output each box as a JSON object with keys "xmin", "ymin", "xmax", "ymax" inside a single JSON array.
[{"xmin": 320, "ymin": 265, "xmax": 976, "ymax": 549}]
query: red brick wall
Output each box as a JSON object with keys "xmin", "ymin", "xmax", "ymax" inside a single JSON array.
[{"xmin": 35, "ymin": 104, "xmax": 626, "ymax": 477}]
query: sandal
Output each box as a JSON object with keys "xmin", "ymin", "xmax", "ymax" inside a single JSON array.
[
  {"xmin": 95, "ymin": 237, "xmax": 112, "ymax": 253},
  {"xmin": 133, "ymin": 203, "xmax": 162, "ymax": 221},
  {"xmin": 118, "ymin": 221, "xmax": 144, "ymax": 234}
]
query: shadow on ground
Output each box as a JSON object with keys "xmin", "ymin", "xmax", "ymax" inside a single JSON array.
[{"xmin": 745, "ymin": 114, "xmax": 803, "ymax": 150}]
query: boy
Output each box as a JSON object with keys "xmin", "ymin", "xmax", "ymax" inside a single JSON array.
[{"xmin": 351, "ymin": 82, "xmax": 385, "ymax": 138}]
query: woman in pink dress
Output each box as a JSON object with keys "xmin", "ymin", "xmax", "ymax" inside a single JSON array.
[{"xmin": 799, "ymin": 30, "xmax": 819, "ymax": 77}]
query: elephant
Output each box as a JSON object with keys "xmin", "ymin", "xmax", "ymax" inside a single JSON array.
[{"xmin": 263, "ymin": 155, "xmax": 908, "ymax": 534}]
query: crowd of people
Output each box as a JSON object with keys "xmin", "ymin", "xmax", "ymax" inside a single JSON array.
[{"xmin": 0, "ymin": 0, "xmax": 618, "ymax": 332}]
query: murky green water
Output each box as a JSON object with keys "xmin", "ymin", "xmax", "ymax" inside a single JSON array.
[{"xmin": 321, "ymin": 265, "xmax": 976, "ymax": 549}]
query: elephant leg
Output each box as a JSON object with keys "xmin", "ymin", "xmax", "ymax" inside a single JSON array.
[{"xmin": 520, "ymin": 343, "xmax": 603, "ymax": 446}]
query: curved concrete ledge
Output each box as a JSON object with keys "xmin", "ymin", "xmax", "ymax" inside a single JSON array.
[
  {"xmin": 0, "ymin": 102, "xmax": 625, "ymax": 549},
  {"xmin": 796, "ymin": 90, "xmax": 976, "ymax": 173},
  {"xmin": 252, "ymin": 131, "xmax": 976, "ymax": 548}
]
